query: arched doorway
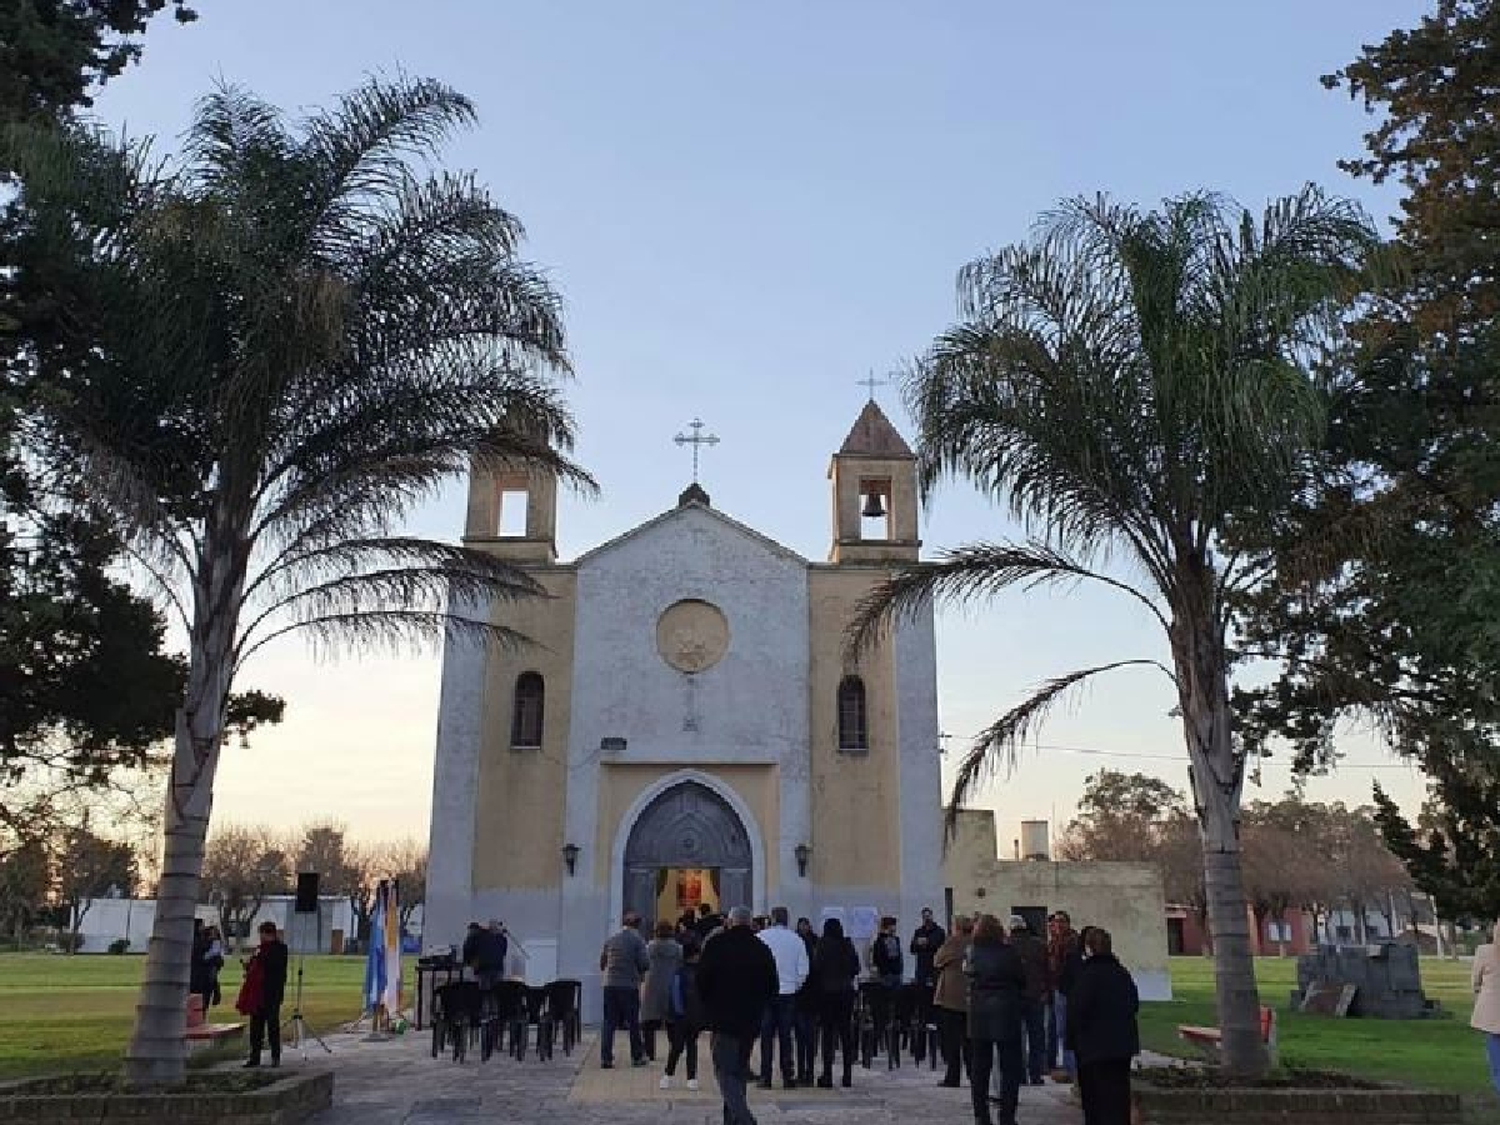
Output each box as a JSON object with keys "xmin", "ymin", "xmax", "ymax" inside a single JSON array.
[{"xmin": 622, "ymin": 781, "xmax": 753, "ymax": 926}]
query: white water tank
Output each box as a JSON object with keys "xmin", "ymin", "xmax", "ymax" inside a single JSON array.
[{"xmin": 1021, "ymin": 820, "xmax": 1051, "ymax": 861}]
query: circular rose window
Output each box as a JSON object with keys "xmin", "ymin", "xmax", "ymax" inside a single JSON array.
[{"xmin": 656, "ymin": 599, "xmax": 730, "ymax": 674}]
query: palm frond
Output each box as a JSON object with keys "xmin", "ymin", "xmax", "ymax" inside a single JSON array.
[
  {"xmin": 945, "ymin": 659, "xmax": 1177, "ymax": 839},
  {"xmin": 847, "ymin": 541, "xmax": 1167, "ymax": 658},
  {"xmin": 235, "ymin": 562, "xmax": 543, "ymax": 660},
  {"xmin": 299, "ymin": 74, "xmax": 479, "ymax": 253},
  {"xmin": 235, "ymin": 609, "xmax": 532, "ymax": 670},
  {"xmin": 243, "ymin": 535, "xmax": 544, "ymax": 604},
  {"xmin": 61, "ymin": 425, "xmax": 197, "ymax": 571},
  {"xmin": 181, "ymin": 83, "xmax": 291, "ymax": 199}
]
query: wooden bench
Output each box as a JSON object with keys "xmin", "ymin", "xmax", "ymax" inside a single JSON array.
[
  {"xmin": 185, "ymin": 994, "xmax": 244, "ymax": 1050},
  {"xmin": 1177, "ymin": 1005, "xmax": 1276, "ymax": 1063}
]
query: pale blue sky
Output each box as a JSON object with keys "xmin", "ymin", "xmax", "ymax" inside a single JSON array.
[{"xmin": 92, "ymin": 1, "xmax": 1432, "ymax": 846}]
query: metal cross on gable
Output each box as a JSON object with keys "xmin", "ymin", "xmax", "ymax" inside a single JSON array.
[
  {"xmin": 858, "ymin": 372, "xmax": 892, "ymax": 402},
  {"xmin": 673, "ymin": 417, "xmax": 720, "ymax": 483}
]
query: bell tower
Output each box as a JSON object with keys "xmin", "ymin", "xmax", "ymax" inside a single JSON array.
[
  {"xmin": 828, "ymin": 400, "xmax": 920, "ymax": 564},
  {"xmin": 462, "ymin": 456, "xmax": 558, "ymax": 563}
]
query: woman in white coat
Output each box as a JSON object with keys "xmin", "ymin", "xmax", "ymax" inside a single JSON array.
[{"xmin": 1473, "ymin": 918, "xmax": 1500, "ymax": 1096}]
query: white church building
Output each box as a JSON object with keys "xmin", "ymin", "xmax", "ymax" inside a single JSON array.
[{"xmin": 425, "ymin": 402, "xmax": 944, "ymax": 1011}]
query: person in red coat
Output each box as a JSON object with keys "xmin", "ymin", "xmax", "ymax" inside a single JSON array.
[{"xmin": 238, "ymin": 921, "xmax": 289, "ymax": 1067}]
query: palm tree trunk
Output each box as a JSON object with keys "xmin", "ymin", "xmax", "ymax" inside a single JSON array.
[
  {"xmin": 1170, "ymin": 580, "xmax": 1267, "ymax": 1078},
  {"xmin": 124, "ymin": 533, "xmax": 244, "ymax": 1086},
  {"xmin": 1198, "ymin": 782, "xmax": 1265, "ymax": 1075}
]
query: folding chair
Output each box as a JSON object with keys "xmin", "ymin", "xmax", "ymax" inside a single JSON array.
[
  {"xmin": 432, "ymin": 980, "xmax": 482, "ymax": 1063},
  {"xmin": 856, "ymin": 981, "xmax": 884, "ymax": 1069},
  {"xmin": 484, "ymin": 980, "xmax": 528, "ymax": 1061},
  {"xmin": 544, "ymin": 979, "xmax": 583, "ymax": 1056},
  {"xmin": 888, "ymin": 982, "xmax": 922, "ymax": 1068}
]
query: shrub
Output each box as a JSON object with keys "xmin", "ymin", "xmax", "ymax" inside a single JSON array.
[{"xmin": 108, "ymin": 939, "xmax": 131, "ymax": 955}]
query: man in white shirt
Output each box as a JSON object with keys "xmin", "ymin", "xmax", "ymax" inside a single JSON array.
[{"xmin": 756, "ymin": 906, "xmax": 810, "ymax": 1089}]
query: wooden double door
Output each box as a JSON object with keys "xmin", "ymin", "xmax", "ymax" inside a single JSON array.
[{"xmin": 622, "ymin": 781, "xmax": 752, "ymax": 925}]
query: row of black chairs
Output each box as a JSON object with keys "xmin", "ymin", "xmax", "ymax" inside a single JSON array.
[
  {"xmin": 430, "ymin": 978, "xmax": 937, "ymax": 1070},
  {"xmin": 855, "ymin": 980, "xmax": 939, "ymax": 1070},
  {"xmin": 431, "ymin": 979, "xmax": 582, "ymax": 1064}
]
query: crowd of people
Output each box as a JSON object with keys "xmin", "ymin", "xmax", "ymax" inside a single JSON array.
[
  {"xmin": 594, "ymin": 903, "xmax": 1141, "ymax": 1125},
  {"xmin": 943, "ymin": 912, "xmax": 1140, "ymax": 1125}
]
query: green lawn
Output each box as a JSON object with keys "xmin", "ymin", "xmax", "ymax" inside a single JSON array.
[
  {"xmin": 0, "ymin": 953, "xmax": 408, "ymax": 1079},
  {"xmin": 1140, "ymin": 955, "xmax": 1489, "ymax": 1096},
  {"xmin": 0, "ymin": 953, "xmax": 1491, "ymax": 1100}
]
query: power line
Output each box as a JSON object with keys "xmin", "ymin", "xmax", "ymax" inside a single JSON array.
[{"xmin": 944, "ymin": 734, "xmax": 1420, "ymax": 771}]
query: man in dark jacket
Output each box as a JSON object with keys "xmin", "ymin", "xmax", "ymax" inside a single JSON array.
[
  {"xmin": 1008, "ymin": 915, "xmax": 1048, "ymax": 1085},
  {"xmin": 965, "ymin": 915, "xmax": 1026, "ymax": 1125},
  {"xmin": 910, "ymin": 907, "xmax": 946, "ymax": 1041},
  {"xmin": 697, "ymin": 906, "xmax": 778, "ymax": 1125},
  {"xmin": 461, "ymin": 921, "xmax": 485, "ymax": 968},
  {"xmin": 870, "ymin": 915, "xmax": 903, "ymax": 1055},
  {"xmin": 910, "ymin": 907, "xmax": 946, "ymax": 985},
  {"xmin": 792, "ymin": 917, "xmax": 819, "ymax": 1083},
  {"xmin": 695, "ymin": 903, "xmax": 723, "ymax": 941},
  {"xmin": 244, "ymin": 921, "xmax": 288, "ymax": 1068},
  {"xmin": 1067, "ymin": 928, "xmax": 1139, "ymax": 1125},
  {"xmin": 461, "ymin": 920, "xmax": 507, "ymax": 987}
]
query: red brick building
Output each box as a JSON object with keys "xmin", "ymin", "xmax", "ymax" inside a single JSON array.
[{"xmin": 1165, "ymin": 903, "xmax": 1315, "ymax": 956}]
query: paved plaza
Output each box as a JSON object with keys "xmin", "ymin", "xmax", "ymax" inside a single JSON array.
[{"xmin": 293, "ymin": 1029, "xmax": 1084, "ymax": 1125}]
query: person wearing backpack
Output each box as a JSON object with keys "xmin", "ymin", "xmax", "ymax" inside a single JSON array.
[
  {"xmin": 869, "ymin": 915, "xmax": 904, "ymax": 1056},
  {"xmin": 660, "ymin": 937, "xmax": 705, "ymax": 1091}
]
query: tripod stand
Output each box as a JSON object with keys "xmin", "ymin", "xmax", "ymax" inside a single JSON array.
[{"xmin": 284, "ymin": 912, "xmax": 332, "ymax": 1060}]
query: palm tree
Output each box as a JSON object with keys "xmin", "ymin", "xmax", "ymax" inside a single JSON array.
[
  {"xmin": 852, "ymin": 189, "xmax": 1380, "ymax": 1075},
  {"xmin": 5, "ymin": 77, "xmax": 589, "ymax": 1084}
]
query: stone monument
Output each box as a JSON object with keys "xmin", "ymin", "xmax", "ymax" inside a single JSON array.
[{"xmin": 1292, "ymin": 942, "xmax": 1435, "ymax": 1019}]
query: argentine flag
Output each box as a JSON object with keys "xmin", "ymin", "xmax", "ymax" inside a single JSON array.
[{"xmin": 362, "ymin": 882, "xmax": 387, "ymax": 1013}]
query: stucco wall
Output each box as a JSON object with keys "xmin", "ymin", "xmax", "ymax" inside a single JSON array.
[
  {"xmin": 943, "ymin": 810, "xmax": 1171, "ymax": 1000},
  {"xmin": 806, "ymin": 567, "xmax": 901, "ymax": 889},
  {"xmin": 472, "ymin": 570, "xmax": 575, "ymax": 891},
  {"xmin": 425, "ymin": 595, "xmax": 488, "ymax": 951}
]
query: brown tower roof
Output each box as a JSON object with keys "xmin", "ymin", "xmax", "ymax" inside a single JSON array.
[{"xmin": 838, "ymin": 399, "xmax": 914, "ymax": 458}]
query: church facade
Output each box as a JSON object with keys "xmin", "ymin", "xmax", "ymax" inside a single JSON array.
[{"xmin": 425, "ymin": 402, "xmax": 942, "ymax": 1007}]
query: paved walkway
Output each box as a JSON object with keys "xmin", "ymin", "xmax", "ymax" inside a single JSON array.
[{"xmin": 290, "ymin": 1029, "xmax": 1086, "ymax": 1124}]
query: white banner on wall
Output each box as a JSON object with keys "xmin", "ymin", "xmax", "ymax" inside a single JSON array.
[{"xmin": 848, "ymin": 906, "xmax": 879, "ymax": 941}]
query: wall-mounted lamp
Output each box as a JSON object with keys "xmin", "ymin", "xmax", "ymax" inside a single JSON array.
[
  {"xmin": 794, "ymin": 843, "xmax": 811, "ymax": 878},
  {"xmin": 562, "ymin": 842, "xmax": 580, "ymax": 877}
]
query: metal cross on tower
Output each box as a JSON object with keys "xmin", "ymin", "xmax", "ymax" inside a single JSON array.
[
  {"xmin": 673, "ymin": 417, "xmax": 720, "ymax": 483},
  {"xmin": 858, "ymin": 372, "xmax": 892, "ymax": 401}
]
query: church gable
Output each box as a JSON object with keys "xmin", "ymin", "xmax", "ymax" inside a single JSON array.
[
  {"xmin": 569, "ymin": 497, "xmax": 810, "ymax": 761},
  {"xmin": 573, "ymin": 499, "xmax": 807, "ymax": 570}
]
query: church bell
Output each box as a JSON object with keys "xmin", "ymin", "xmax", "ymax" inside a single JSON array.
[{"xmin": 862, "ymin": 490, "xmax": 887, "ymax": 519}]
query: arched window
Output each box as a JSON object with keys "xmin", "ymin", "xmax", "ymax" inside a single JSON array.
[
  {"xmin": 511, "ymin": 672, "xmax": 544, "ymax": 748},
  {"xmin": 837, "ymin": 675, "xmax": 868, "ymax": 751}
]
